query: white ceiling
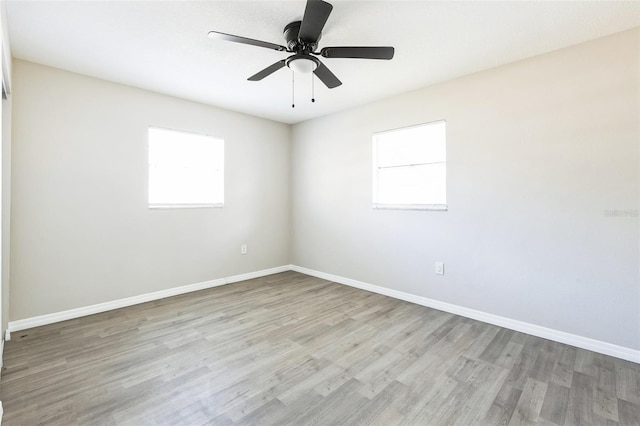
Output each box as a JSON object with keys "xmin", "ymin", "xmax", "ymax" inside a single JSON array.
[{"xmin": 6, "ymin": 1, "xmax": 640, "ymax": 124}]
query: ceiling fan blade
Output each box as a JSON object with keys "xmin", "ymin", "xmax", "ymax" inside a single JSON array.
[
  {"xmin": 313, "ymin": 60, "xmax": 341, "ymax": 89},
  {"xmin": 299, "ymin": 0, "xmax": 333, "ymax": 44},
  {"xmin": 320, "ymin": 46, "xmax": 395, "ymax": 60},
  {"xmin": 208, "ymin": 31, "xmax": 287, "ymax": 51},
  {"xmin": 248, "ymin": 60, "xmax": 287, "ymax": 81}
]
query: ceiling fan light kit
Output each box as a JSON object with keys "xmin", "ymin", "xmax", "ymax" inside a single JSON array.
[
  {"xmin": 287, "ymin": 55, "xmax": 318, "ymax": 74},
  {"xmin": 208, "ymin": 0, "xmax": 395, "ymax": 106}
]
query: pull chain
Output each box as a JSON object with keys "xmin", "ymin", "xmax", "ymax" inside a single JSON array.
[
  {"xmin": 291, "ymin": 71, "xmax": 295, "ymax": 108},
  {"xmin": 311, "ymin": 72, "xmax": 315, "ymax": 103}
]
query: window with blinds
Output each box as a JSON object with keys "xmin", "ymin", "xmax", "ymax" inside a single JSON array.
[{"xmin": 373, "ymin": 120, "xmax": 447, "ymax": 210}]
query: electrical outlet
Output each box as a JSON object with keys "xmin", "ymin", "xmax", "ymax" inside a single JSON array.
[
  {"xmin": 435, "ymin": 262, "xmax": 444, "ymax": 275},
  {"xmin": 241, "ymin": 244, "xmax": 247, "ymax": 255}
]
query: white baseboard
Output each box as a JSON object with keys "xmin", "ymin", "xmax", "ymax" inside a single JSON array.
[
  {"xmin": 7, "ymin": 265, "xmax": 290, "ymax": 334},
  {"xmin": 290, "ymin": 265, "xmax": 640, "ymax": 364},
  {"xmin": 7, "ymin": 264, "xmax": 638, "ymax": 364}
]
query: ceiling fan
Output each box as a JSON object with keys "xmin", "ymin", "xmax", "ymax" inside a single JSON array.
[{"xmin": 207, "ymin": 0, "xmax": 395, "ymax": 90}]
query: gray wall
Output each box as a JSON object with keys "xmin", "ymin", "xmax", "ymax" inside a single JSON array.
[
  {"xmin": 11, "ymin": 60, "xmax": 290, "ymax": 321},
  {"xmin": 291, "ymin": 29, "xmax": 640, "ymax": 350}
]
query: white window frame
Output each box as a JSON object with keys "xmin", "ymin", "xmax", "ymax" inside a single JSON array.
[
  {"xmin": 148, "ymin": 126, "xmax": 224, "ymax": 209},
  {"xmin": 372, "ymin": 120, "xmax": 447, "ymax": 211}
]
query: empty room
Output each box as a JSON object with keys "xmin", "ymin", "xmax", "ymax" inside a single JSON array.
[{"xmin": 0, "ymin": 0, "xmax": 638, "ymax": 425}]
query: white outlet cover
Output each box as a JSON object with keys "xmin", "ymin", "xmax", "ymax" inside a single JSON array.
[{"xmin": 435, "ymin": 262, "xmax": 445, "ymax": 275}]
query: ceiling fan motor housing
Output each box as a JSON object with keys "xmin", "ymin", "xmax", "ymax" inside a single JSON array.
[{"xmin": 284, "ymin": 21, "xmax": 319, "ymax": 53}]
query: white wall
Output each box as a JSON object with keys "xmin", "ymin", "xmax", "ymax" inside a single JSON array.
[
  {"xmin": 10, "ymin": 60, "xmax": 290, "ymax": 321},
  {"xmin": 291, "ymin": 28, "xmax": 640, "ymax": 351}
]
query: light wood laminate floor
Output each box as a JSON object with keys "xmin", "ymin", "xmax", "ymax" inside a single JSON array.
[{"xmin": 2, "ymin": 272, "xmax": 639, "ymax": 425}]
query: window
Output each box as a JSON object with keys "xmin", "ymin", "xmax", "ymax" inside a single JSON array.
[
  {"xmin": 148, "ymin": 127, "xmax": 224, "ymax": 208},
  {"xmin": 373, "ymin": 120, "xmax": 446, "ymax": 210}
]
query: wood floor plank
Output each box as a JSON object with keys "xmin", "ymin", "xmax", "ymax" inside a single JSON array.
[
  {"xmin": 550, "ymin": 345, "xmax": 576, "ymax": 388},
  {"xmin": 595, "ymin": 364, "xmax": 619, "ymax": 422},
  {"xmin": 343, "ymin": 379, "xmax": 411, "ymax": 425},
  {"xmin": 1, "ymin": 271, "xmax": 638, "ymax": 425},
  {"xmin": 508, "ymin": 377, "xmax": 547, "ymax": 425},
  {"xmin": 295, "ymin": 378, "xmax": 369, "ymax": 425},
  {"xmin": 449, "ymin": 362, "xmax": 510, "ymax": 425},
  {"xmin": 399, "ymin": 374, "xmax": 459, "ymax": 425},
  {"xmin": 614, "ymin": 358, "xmax": 640, "ymax": 405},
  {"xmin": 617, "ymin": 398, "xmax": 640, "ymax": 426},
  {"xmin": 483, "ymin": 382, "xmax": 523, "ymax": 425},
  {"xmin": 504, "ymin": 335, "xmax": 543, "ymax": 391},
  {"xmin": 566, "ymin": 371, "xmax": 596, "ymax": 425},
  {"xmin": 355, "ymin": 347, "xmax": 419, "ymax": 399},
  {"xmin": 224, "ymin": 355, "xmax": 329, "ymax": 421},
  {"xmin": 539, "ymin": 381, "xmax": 570, "ymax": 425},
  {"xmin": 277, "ymin": 362, "xmax": 344, "ymax": 405},
  {"xmin": 480, "ymin": 328, "xmax": 515, "ymax": 364}
]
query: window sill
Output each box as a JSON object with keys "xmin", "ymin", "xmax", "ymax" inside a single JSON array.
[
  {"xmin": 373, "ymin": 203, "xmax": 447, "ymax": 211},
  {"xmin": 149, "ymin": 203, "xmax": 224, "ymax": 209}
]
